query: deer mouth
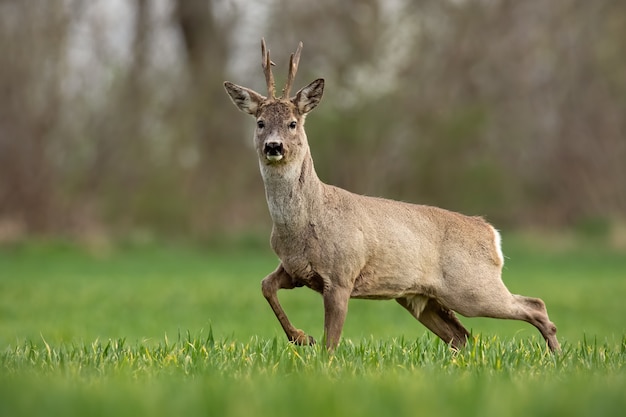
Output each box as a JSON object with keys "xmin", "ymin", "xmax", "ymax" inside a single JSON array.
[
  {"xmin": 266, "ymin": 154, "xmax": 283, "ymax": 162},
  {"xmin": 264, "ymin": 142, "xmax": 284, "ymax": 162}
]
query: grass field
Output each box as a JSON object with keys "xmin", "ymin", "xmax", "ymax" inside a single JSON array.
[{"xmin": 1, "ymin": 235, "xmax": 625, "ymax": 416}]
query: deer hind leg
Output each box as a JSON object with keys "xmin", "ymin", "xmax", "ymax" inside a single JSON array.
[
  {"xmin": 440, "ymin": 279, "xmax": 560, "ymax": 352},
  {"xmin": 261, "ymin": 264, "xmax": 315, "ymax": 345},
  {"xmin": 396, "ymin": 296, "xmax": 470, "ymax": 350},
  {"xmin": 485, "ymin": 294, "xmax": 560, "ymax": 352},
  {"xmin": 513, "ymin": 295, "xmax": 560, "ymax": 352}
]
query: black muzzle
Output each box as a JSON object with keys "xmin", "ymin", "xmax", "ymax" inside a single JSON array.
[{"xmin": 264, "ymin": 142, "xmax": 284, "ymax": 157}]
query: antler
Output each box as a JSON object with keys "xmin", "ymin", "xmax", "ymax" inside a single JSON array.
[
  {"xmin": 282, "ymin": 41, "xmax": 303, "ymax": 99},
  {"xmin": 261, "ymin": 38, "xmax": 276, "ymax": 99}
]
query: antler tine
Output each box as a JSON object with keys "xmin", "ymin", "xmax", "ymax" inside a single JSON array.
[
  {"xmin": 261, "ymin": 38, "xmax": 276, "ymax": 99},
  {"xmin": 282, "ymin": 41, "xmax": 303, "ymax": 99}
]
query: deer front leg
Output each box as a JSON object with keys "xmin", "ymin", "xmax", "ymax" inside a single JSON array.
[
  {"xmin": 261, "ymin": 264, "xmax": 315, "ymax": 345},
  {"xmin": 323, "ymin": 285, "xmax": 351, "ymax": 350}
]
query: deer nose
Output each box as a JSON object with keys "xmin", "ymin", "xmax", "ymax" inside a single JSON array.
[{"xmin": 264, "ymin": 141, "xmax": 284, "ymax": 157}]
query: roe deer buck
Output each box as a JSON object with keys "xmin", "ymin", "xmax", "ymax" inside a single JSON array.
[{"xmin": 223, "ymin": 39, "xmax": 560, "ymax": 352}]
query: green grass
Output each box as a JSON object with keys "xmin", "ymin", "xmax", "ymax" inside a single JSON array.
[{"xmin": 1, "ymin": 237, "xmax": 625, "ymax": 416}]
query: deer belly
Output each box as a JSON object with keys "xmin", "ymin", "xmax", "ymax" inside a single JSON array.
[{"xmin": 350, "ymin": 273, "xmax": 427, "ymax": 300}]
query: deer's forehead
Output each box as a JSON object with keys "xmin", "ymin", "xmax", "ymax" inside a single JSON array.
[{"xmin": 258, "ymin": 101, "xmax": 297, "ymax": 121}]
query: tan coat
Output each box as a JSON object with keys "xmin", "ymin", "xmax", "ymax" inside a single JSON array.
[{"xmin": 224, "ymin": 40, "xmax": 559, "ymax": 351}]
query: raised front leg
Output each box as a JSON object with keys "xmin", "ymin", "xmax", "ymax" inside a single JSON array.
[{"xmin": 261, "ymin": 264, "xmax": 315, "ymax": 345}]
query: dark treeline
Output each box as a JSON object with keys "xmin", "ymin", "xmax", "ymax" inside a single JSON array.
[{"xmin": 1, "ymin": 0, "xmax": 625, "ymax": 242}]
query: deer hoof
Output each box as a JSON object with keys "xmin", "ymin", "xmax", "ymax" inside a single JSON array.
[{"xmin": 291, "ymin": 330, "xmax": 316, "ymax": 346}]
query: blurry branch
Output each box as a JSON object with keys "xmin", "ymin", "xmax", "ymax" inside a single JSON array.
[
  {"xmin": 130, "ymin": 0, "xmax": 150, "ymax": 91},
  {"xmin": 0, "ymin": 0, "xmax": 73, "ymax": 234},
  {"xmin": 82, "ymin": 0, "xmax": 153, "ymax": 233},
  {"xmin": 176, "ymin": 0, "xmax": 224, "ymax": 80},
  {"xmin": 173, "ymin": 0, "xmax": 257, "ymax": 237}
]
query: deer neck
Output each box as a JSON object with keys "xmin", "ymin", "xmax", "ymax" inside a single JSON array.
[{"xmin": 260, "ymin": 149, "xmax": 322, "ymax": 231}]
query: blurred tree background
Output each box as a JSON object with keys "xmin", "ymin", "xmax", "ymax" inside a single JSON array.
[{"xmin": 0, "ymin": 0, "xmax": 625, "ymax": 244}]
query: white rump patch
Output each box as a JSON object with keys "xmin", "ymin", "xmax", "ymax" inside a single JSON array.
[{"xmin": 491, "ymin": 226, "xmax": 504, "ymax": 266}]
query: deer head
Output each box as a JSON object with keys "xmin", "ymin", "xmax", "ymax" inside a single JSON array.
[{"xmin": 224, "ymin": 39, "xmax": 324, "ymax": 168}]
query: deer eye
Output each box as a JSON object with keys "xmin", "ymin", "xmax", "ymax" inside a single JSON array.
[
  {"xmin": 288, "ymin": 121, "xmax": 297, "ymax": 130},
  {"xmin": 257, "ymin": 120, "xmax": 265, "ymax": 129}
]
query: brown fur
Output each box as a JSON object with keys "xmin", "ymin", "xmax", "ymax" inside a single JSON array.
[{"xmin": 224, "ymin": 40, "xmax": 560, "ymax": 352}]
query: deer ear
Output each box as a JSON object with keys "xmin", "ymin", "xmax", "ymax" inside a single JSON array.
[
  {"xmin": 224, "ymin": 82, "xmax": 265, "ymax": 115},
  {"xmin": 293, "ymin": 78, "xmax": 324, "ymax": 115}
]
